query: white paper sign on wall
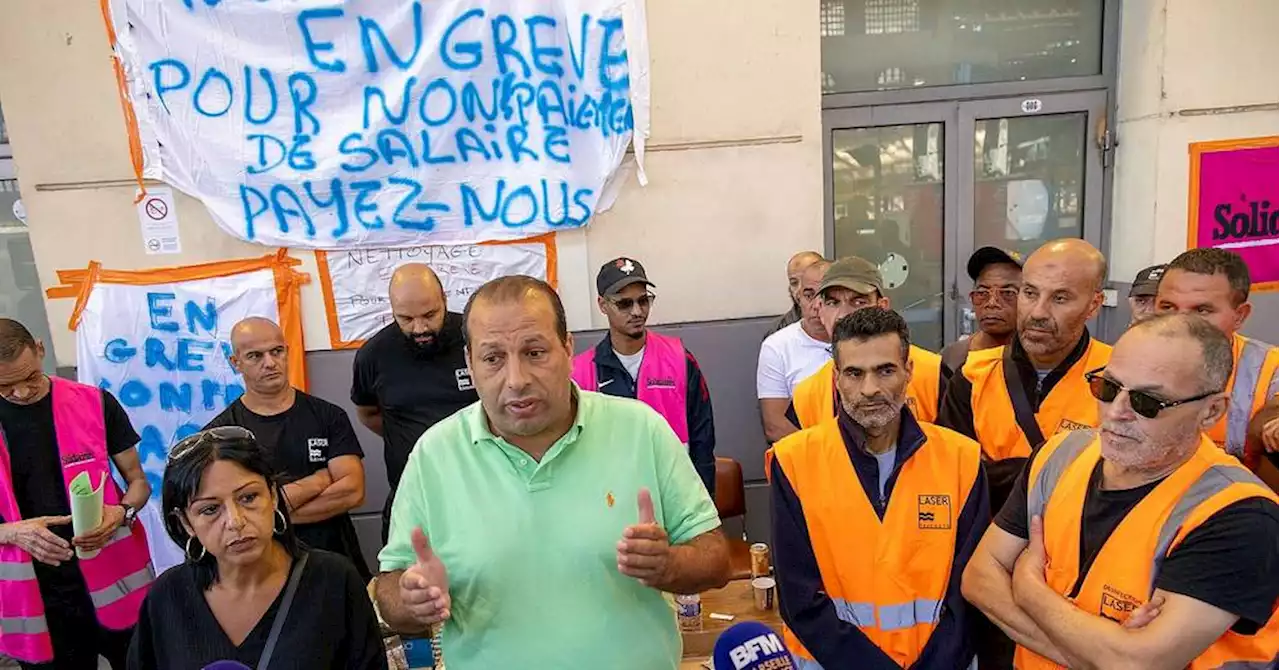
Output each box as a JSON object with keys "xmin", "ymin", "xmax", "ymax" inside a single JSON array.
[{"xmin": 317, "ymin": 235, "xmax": 555, "ymax": 348}]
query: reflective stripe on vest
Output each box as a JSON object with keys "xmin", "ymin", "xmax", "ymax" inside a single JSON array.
[
  {"xmin": 1226, "ymin": 338, "xmax": 1272, "ymax": 456},
  {"xmin": 831, "ymin": 597, "xmax": 942, "ymax": 631},
  {"xmin": 1213, "ymin": 659, "xmax": 1279, "ymax": 670},
  {"xmin": 1150, "ymin": 465, "xmax": 1260, "ymax": 590},
  {"xmin": 1026, "ymin": 429, "xmax": 1095, "ymax": 521},
  {"xmin": 0, "ymin": 617, "xmax": 47, "ymax": 635},
  {"xmin": 0, "ymin": 562, "xmax": 35, "ymax": 581},
  {"xmin": 90, "ymin": 564, "xmax": 155, "ymax": 610}
]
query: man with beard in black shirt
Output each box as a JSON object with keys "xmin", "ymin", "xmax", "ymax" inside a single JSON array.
[
  {"xmin": 204, "ymin": 317, "xmax": 371, "ymax": 580},
  {"xmin": 351, "ymin": 264, "xmax": 478, "ymax": 543}
]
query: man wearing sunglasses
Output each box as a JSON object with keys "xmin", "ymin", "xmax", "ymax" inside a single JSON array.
[
  {"xmin": 963, "ymin": 314, "xmax": 1279, "ymax": 669},
  {"xmin": 1156, "ymin": 248, "xmax": 1278, "ymax": 465},
  {"xmin": 0, "ymin": 319, "xmax": 154, "ymax": 669},
  {"xmin": 940, "ymin": 247, "xmax": 1024, "ymax": 377},
  {"xmin": 791, "ymin": 256, "xmax": 946, "ymax": 428},
  {"xmin": 571, "ymin": 258, "xmax": 716, "ymax": 495}
]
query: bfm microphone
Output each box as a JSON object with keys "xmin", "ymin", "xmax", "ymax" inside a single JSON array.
[
  {"xmin": 201, "ymin": 662, "xmax": 251, "ymax": 670},
  {"xmin": 712, "ymin": 621, "xmax": 796, "ymax": 670}
]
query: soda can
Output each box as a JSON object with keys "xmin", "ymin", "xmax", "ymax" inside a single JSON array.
[{"xmin": 750, "ymin": 542, "xmax": 771, "ymax": 578}]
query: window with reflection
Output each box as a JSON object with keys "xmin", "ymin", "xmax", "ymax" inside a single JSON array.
[
  {"xmin": 821, "ymin": 0, "xmax": 1104, "ymax": 94},
  {"xmin": 831, "ymin": 123, "xmax": 946, "ymax": 350}
]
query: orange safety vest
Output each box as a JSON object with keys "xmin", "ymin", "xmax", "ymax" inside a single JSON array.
[
  {"xmin": 772, "ymin": 417, "xmax": 982, "ymax": 667},
  {"xmin": 793, "ymin": 345, "xmax": 943, "ymax": 428},
  {"xmin": 960, "ymin": 339, "xmax": 1111, "ymax": 461},
  {"xmin": 1015, "ymin": 430, "xmax": 1279, "ymax": 670},
  {"xmin": 1207, "ymin": 334, "xmax": 1279, "ymax": 458}
]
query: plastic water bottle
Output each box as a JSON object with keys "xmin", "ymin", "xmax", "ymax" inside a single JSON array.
[{"xmin": 676, "ymin": 593, "xmax": 702, "ymax": 632}]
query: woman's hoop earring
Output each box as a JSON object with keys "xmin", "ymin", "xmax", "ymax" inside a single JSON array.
[
  {"xmin": 185, "ymin": 537, "xmax": 207, "ymax": 562},
  {"xmin": 274, "ymin": 508, "xmax": 289, "ymax": 535}
]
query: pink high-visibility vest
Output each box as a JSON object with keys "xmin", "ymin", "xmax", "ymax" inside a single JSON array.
[
  {"xmin": 572, "ymin": 331, "xmax": 690, "ymax": 443},
  {"xmin": 0, "ymin": 377, "xmax": 154, "ymax": 663}
]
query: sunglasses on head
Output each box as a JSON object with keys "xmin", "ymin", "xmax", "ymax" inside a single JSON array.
[
  {"xmin": 168, "ymin": 426, "xmax": 256, "ymax": 463},
  {"xmin": 609, "ymin": 294, "xmax": 655, "ymax": 311},
  {"xmin": 1084, "ymin": 367, "xmax": 1219, "ymax": 419}
]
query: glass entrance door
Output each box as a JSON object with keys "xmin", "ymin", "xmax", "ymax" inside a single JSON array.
[
  {"xmin": 824, "ymin": 90, "xmax": 1108, "ymax": 350},
  {"xmin": 824, "ymin": 103, "xmax": 954, "ymax": 350},
  {"xmin": 956, "ymin": 91, "xmax": 1107, "ymax": 337}
]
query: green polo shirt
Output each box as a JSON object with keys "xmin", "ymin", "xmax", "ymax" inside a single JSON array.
[{"xmin": 379, "ymin": 389, "xmax": 721, "ymax": 669}]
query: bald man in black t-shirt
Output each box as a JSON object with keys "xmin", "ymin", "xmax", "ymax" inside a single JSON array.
[{"xmin": 350, "ymin": 264, "xmax": 478, "ymax": 543}]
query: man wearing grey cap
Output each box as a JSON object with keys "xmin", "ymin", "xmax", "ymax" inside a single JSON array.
[
  {"xmin": 571, "ymin": 258, "xmax": 717, "ymax": 495},
  {"xmin": 791, "ymin": 256, "xmax": 946, "ymax": 428},
  {"xmin": 1128, "ymin": 264, "xmax": 1165, "ymax": 326},
  {"xmin": 941, "ymin": 247, "xmax": 1025, "ymax": 376}
]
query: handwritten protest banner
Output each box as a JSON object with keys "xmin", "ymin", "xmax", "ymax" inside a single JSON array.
[
  {"xmin": 47, "ymin": 252, "xmax": 308, "ymax": 572},
  {"xmin": 103, "ymin": 0, "xmax": 651, "ymax": 249},
  {"xmin": 1188, "ymin": 136, "xmax": 1278, "ymax": 292},
  {"xmin": 317, "ymin": 234, "xmax": 556, "ymax": 348}
]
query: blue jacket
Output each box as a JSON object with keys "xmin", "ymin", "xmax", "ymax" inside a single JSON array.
[{"xmin": 588, "ymin": 336, "xmax": 717, "ymax": 497}]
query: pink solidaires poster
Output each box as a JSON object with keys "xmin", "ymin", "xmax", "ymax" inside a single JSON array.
[{"xmin": 1188, "ymin": 136, "xmax": 1279, "ymax": 293}]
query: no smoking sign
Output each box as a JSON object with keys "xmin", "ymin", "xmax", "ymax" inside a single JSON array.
[
  {"xmin": 143, "ymin": 196, "xmax": 169, "ymax": 221},
  {"xmin": 135, "ymin": 187, "xmax": 182, "ymax": 255}
]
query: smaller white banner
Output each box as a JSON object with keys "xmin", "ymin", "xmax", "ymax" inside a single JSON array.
[
  {"xmin": 76, "ymin": 270, "xmax": 281, "ymax": 573},
  {"xmin": 322, "ymin": 240, "xmax": 550, "ymax": 345}
]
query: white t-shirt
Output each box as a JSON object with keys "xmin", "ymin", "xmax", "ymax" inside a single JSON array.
[
  {"xmin": 615, "ymin": 347, "xmax": 644, "ymax": 381},
  {"xmin": 756, "ymin": 321, "xmax": 832, "ymax": 399}
]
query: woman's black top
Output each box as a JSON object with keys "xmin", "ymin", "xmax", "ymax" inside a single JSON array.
[{"xmin": 127, "ymin": 549, "xmax": 388, "ymax": 670}]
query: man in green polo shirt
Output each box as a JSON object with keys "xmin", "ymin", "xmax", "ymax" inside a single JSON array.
[{"xmin": 375, "ymin": 275, "xmax": 731, "ymax": 669}]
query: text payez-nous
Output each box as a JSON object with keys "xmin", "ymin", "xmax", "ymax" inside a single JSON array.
[{"xmin": 148, "ymin": 6, "xmax": 634, "ymax": 239}]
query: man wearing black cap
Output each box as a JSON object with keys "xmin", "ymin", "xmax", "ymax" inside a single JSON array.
[
  {"xmin": 1128, "ymin": 264, "xmax": 1165, "ymax": 326},
  {"xmin": 571, "ymin": 258, "xmax": 716, "ymax": 495},
  {"xmin": 941, "ymin": 247, "xmax": 1024, "ymax": 376}
]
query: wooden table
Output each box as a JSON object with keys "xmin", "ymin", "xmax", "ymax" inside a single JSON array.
[{"xmin": 679, "ymin": 579, "xmax": 782, "ymax": 668}]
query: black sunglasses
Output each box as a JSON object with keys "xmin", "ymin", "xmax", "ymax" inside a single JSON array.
[
  {"xmin": 1084, "ymin": 367, "xmax": 1219, "ymax": 419},
  {"xmin": 609, "ymin": 294, "xmax": 655, "ymax": 311},
  {"xmin": 168, "ymin": 426, "xmax": 256, "ymax": 463}
]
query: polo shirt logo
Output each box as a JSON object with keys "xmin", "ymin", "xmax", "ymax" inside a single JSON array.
[
  {"xmin": 606, "ymin": 491, "xmax": 615, "ymax": 508},
  {"xmin": 307, "ymin": 438, "xmax": 327, "ymax": 463},
  {"xmin": 645, "ymin": 377, "xmax": 677, "ymax": 390},
  {"xmin": 456, "ymin": 368, "xmax": 474, "ymax": 391},
  {"xmin": 917, "ymin": 494, "xmax": 952, "ymax": 530},
  {"xmin": 1056, "ymin": 418, "xmax": 1092, "ymax": 433}
]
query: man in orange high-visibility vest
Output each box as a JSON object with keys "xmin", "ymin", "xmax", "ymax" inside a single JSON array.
[{"xmin": 962, "ymin": 314, "xmax": 1278, "ymax": 669}]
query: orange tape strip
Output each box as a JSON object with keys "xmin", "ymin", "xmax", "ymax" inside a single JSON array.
[{"xmin": 47, "ymin": 252, "xmax": 311, "ymax": 390}]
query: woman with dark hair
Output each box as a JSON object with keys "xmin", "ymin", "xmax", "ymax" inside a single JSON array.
[{"xmin": 126, "ymin": 427, "xmax": 387, "ymax": 670}]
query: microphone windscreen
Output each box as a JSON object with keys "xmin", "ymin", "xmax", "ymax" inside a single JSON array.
[
  {"xmin": 711, "ymin": 621, "xmax": 796, "ymax": 670},
  {"xmin": 202, "ymin": 662, "xmax": 252, "ymax": 670}
]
